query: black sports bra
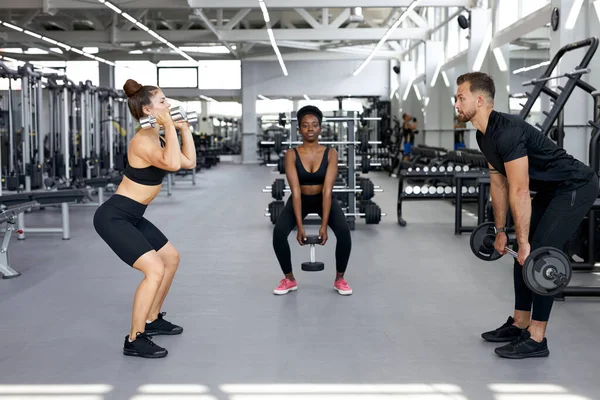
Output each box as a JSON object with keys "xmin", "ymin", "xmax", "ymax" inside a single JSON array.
[
  {"xmin": 124, "ymin": 136, "xmax": 169, "ymax": 186},
  {"xmin": 294, "ymin": 147, "xmax": 329, "ymax": 186}
]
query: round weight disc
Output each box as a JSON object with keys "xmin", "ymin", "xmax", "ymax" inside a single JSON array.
[
  {"xmin": 302, "ymin": 261, "xmax": 325, "ymax": 272},
  {"xmin": 470, "ymin": 222, "xmax": 503, "ymax": 261},
  {"xmin": 522, "ymin": 247, "xmax": 572, "ymax": 296}
]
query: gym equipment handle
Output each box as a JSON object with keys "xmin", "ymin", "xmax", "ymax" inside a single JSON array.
[{"xmin": 522, "ymin": 67, "xmax": 590, "ymax": 86}]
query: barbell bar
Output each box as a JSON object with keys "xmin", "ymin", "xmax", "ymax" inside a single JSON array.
[
  {"xmin": 263, "ymin": 187, "xmax": 383, "ymax": 194},
  {"xmin": 262, "ymin": 139, "xmax": 382, "ymax": 146},
  {"xmin": 139, "ymin": 106, "xmax": 198, "ymax": 129},
  {"xmin": 264, "ymin": 184, "xmax": 381, "ymax": 190}
]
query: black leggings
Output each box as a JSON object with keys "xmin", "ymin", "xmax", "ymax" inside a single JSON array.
[
  {"xmin": 93, "ymin": 194, "xmax": 169, "ymax": 266},
  {"xmin": 273, "ymin": 194, "xmax": 351, "ymax": 274},
  {"xmin": 513, "ymin": 178, "xmax": 598, "ymax": 321}
]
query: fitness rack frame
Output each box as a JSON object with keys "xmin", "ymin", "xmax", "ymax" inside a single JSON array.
[
  {"xmin": 556, "ymin": 91, "xmax": 600, "ymax": 298},
  {"xmin": 519, "ymin": 37, "xmax": 598, "ymax": 143}
]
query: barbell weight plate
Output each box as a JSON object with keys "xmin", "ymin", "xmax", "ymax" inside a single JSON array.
[
  {"xmin": 270, "ymin": 201, "xmax": 285, "ymax": 224},
  {"xmin": 522, "ymin": 247, "xmax": 572, "ymax": 296},
  {"xmin": 272, "ymin": 179, "xmax": 285, "ymax": 200},
  {"xmin": 470, "ymin": 222, "xmax": 503, "ymax": 261},
  {"xmin": 360, "ymin": 179, "xmax": 375, "ymax": 200},
  {"xmin": 274, "ymin": 135, "xmax": 283, "ymax": 154},
  {"xmin": 362, "ymin": 157, "xmax": 369, "ymax": 174},
  {"xmin": 360, "ymin": 132, "xmax": 369, "ymax": 153},
  {"xmin": 365, "ymin": 203, "xmax": 381, "ymax": 224},
  {"xmin": 278, "ymin": 157, "xmax": 285, "ymax": 174}
]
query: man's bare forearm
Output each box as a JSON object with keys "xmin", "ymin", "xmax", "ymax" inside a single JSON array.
[
  {"xmin": 490, "ymin": 180, "xmax": 509, "ymax": 228},
  {"xmin": 509, "ymin": 189, "xmax": 531, "ymax": 245}
]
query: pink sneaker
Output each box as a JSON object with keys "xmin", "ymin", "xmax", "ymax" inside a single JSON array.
[
  {"xmin": 334, "ymin": 278, "xmax": 353, "ymax": 295},
  {"xmin": 274, "ymin": 278, "xmax": 297, "ymax": 295}
]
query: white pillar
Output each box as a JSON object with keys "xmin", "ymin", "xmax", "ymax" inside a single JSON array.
[
  {"xmin": 549, "ymin": 0, "xmax": 592, "ymax": 163},
  {"xmin": 424, "ymin": 41, "xmax": 449, "ymax": 148},
  {"xmin": 241, "ymin": 61, "xmax": 258, "ymax": 164}
]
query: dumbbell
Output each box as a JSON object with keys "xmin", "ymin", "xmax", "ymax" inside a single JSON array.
[
  {"xmin": 301, "ymin": 235, "xmax": 325, "ymax": 272},
  {"xmin": 139, "ymin": 106, "xmax": 198, "ymax": 129},
  {"xmin": 470, "ymin": 222, "xmax": 572, "ymax": 296}
]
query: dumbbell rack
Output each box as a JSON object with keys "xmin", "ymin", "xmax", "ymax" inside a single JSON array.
[
  {"xmin": 262, "ymin": 111, "xmax": 385, "ymax": 230},
  {"xmin": 397, "ymin": 168, "xmax": 490, "ymax": 232}
]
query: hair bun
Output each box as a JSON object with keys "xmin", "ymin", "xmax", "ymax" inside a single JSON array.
[{"xmin": 123, "ymin": 79, "xmax": 143, "ymax": 98}]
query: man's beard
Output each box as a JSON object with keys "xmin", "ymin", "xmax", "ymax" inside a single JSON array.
[{"xmin": 457, "ymin": 108, "xmax": 475, "ymax": 122}]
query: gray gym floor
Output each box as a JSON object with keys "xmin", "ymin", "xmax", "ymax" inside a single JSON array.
[{"xmin": 1, "ymin": 164, "xmax": 600, "ymax": 400}]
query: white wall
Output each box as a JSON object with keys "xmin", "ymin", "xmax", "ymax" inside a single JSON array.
[{"xmin": 242, "ymin": 59, "xmax": 391, "ymax": 99}]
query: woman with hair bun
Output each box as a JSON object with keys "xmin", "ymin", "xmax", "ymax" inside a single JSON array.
[{"xmin": 93, "ymin": 79, "xmax": 196, "ymax": 359}]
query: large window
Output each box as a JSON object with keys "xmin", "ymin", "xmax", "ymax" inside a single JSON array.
[
  {"xmin": 446, "ymin": 8, "xmax": 460, "ymax": 59},
  {"xmin": 115, "ymin": 61, "xmax": 157, "ymax": 89},
  {"xmin": 197, "ymin": 60, "xmax": 241, "ymax": 90},
  {"xmin": 157, "ymin": 66, "xmax": 198, "ymax": 88},
  {"xmin": 208, "ymin": 101, "xmax": 242, "ymax": 117}
]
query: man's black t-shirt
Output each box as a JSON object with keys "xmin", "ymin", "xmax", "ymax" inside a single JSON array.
[{"xmin": 476, "ymin": 110, "xmax": 595, "ymax": 192}]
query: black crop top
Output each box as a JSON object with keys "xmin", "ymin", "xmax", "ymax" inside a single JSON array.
[
  {"xmin": 294, "ymin": 147, "xmax": 329, "ymax": 186},
  {"xmin": 124, "ymin": 136, "xmax": 169, "ymax": 186}
]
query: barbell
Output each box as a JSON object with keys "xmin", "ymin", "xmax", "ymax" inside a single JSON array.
[
  {"xmin": 263, "ymin": 178, "xmax": 382, "ymax": 201},
  {"xmin": 267, "ymin": 113, "xmax": 381, "ymax": 128},
  {"xmin": 266, "ymin": 200, "xmax": 385, "ymax": 225},
  {"xmin": 263, "ymin": 132, "xmax": 380, "ymax": 154},
  {"xmin": 470, "ymin": 222, "xmax": 572, "ymax": 296},
  {"xmin": 139, "ymin": 106, "xmax": 198, "ymax": 129},
  {"xmin": 270, "ymin": 156, "xmax": 379, "ymax": 175}
]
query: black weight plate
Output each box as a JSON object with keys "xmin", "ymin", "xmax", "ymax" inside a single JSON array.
[
  {"xmin": 302, "ymin": 261, "xmax": 325, "ymax": 272},
  {"xmin": 270, "ymin": 201, "xmax": 284, "ymax": 224},
  {"xmin": 274, "ymin": 134, "xmax": 283, "ymax": 154},
  {"xmin": 522, "ymin": 246, "xmax": 572, "ymax": 296},
  {"xmin": 360, "ymin": 132, "xmax": 369, "ymax": 153},
  {"xmin": 470, "ymin": 222, "xmax": 502, "ymax": 261},
  {"xmin": 277, "ymin": 157, "xmax": 285, "ymax": 174},
  {"xmin": 365, "ymin": 204, "xmax": 381, "ymax": 224},
  {"xmin": 361, "ymin": 157, "xmax": 369, "ymax": 174},
  {"xmin": 360, "ymin": 179, "xmax": 375, "ymax": 200},
  {"xmin": 272, "ymin": 179, "xmax": 285, "ymax": 200}
]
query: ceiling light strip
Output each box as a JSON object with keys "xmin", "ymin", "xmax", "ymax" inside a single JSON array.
[
  {"xmin": 353, "ymin": 0, "xmax": 420, "ymax": 76},
  {"xmin": 258, "ymin": 0, "xmax": 288, "ymax": 76},
  {"xmin": 0, "ymin": 19, "xmax": 115, "ymax": 66},
  {"xmin": 98, "ymin": 0, "xmax": 196, "ymax": 64}
]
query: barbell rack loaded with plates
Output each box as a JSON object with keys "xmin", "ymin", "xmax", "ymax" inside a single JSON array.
[
  {"xmin": 268, "ymin": 156, "xmax": 380, "ymax": 175},
  {"xmin": 262, "ymin": 131, "xmax": 381, "ymax": 154},
  {"xmin": 263, "ymin": 178, "xmax": 382, "ymax": 201},
  {"xmin": 265, "ymin": 201, "xmax": 386, "ymax": 225}
]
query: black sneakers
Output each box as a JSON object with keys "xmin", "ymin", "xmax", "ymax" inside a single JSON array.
[
  {"xmin": 481, "ymin": 316, "xmax": 526, "ymax": 342},
  {"xmin": 494, "ymin": 330, "xmax": 550, "ymax": 359},
  {"xmin": 123, "ymin": 332, "xmax": 168, "ymax": 358},
  {"xmin": 145, "ymin": 312, "xmax": 183, "ymax": 336}
]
